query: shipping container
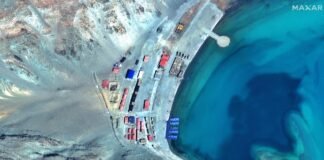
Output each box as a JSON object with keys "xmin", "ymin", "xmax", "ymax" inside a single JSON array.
[{"xmin": 144, "ymin": 99, "xmax": 150, "ymax": 110}]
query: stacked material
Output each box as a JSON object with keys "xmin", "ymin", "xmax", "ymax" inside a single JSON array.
[{"xmin": 166, "ymin": 117, "xmax": 180, "ymax": 140}]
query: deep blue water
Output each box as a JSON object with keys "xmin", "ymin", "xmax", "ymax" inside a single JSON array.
[
  {"xmin": 220, "ymin": 74, "xmax": 301, "ymax": 159},
  {"xmin": 170, "ymin": 0, "xmax": 324, "ymax": 160}
]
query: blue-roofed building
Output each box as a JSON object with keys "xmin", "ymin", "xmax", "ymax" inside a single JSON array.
[
  {"xmin": 128, "ymin": 116, "xmax": 135, "ymax": 124},
  {"xmin": 126, "ymin": 69, "xmax": 135, "ymax": 79}
]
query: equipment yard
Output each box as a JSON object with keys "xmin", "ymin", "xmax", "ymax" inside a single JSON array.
[{"xmin": 93, "ymin": 0, "xmax": 224, "ymax": 158}]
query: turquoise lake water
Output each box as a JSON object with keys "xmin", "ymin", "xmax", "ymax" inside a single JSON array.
[{"xmin": 170, "ymin": 0, "xmax": 324, "ymax": 160}]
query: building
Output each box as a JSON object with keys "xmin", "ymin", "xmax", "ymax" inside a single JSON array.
[
  {"xmin": 119, "ymin": 88, "xmax": 129, "ymax": 111},
  {"xmin": 147, "ymin": 135, "xmax": 154, "ymax": 142},
  {"xmin": 140, "ymin": 121, "xmax": 145, "ymax": 132},
  {"xmin": 159, "ymin": 54, "xmax": 170, "ymax": 68},
  {"xmin": 112, "ymin": 63, "xmax": 121, "ymax": 74},
  {"xmin": 101, "ymin": 80, "xmax": 109, "ymax": 89},
  {"xmin": 144, "ymin": 99, "xmax": 150, "ymax": 110},
  {"xmin": 128, "ymin": 80, "xmax": 141, "ymax": 112},
  {"xmin": 137, "ymin": 70, "xmax": 144, "ymax": 79},
  {"xmin": 169, "ymin": 57, "xmax": 184, "ymax": 77},
  {"xmin": 124, "ymin": 116, "xmax": 128, "ymax": 124},
  {"xmin": 136, "ymin": 118, "xmax": 141, "ymax": 129},
  {"xmin": 143, "ymin": 55, "xmax": 149, "ymax": 62},
  {"xmin": 128, "ymin": 116, "xmax": 135, "ymax": 124},
  {"xmin": 126, "ymin": 69, "xmax": 135, "ymax": 79},
  {"xmin": 112, "ymin": 66, "xmax": 120, "ymax": 74}
]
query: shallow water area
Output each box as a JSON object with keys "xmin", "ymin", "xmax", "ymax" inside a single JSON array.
[{"xmin": 170, "ymin": 0, "xmax": 324, "ymax": 160}]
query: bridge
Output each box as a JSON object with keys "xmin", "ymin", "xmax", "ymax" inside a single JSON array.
[{"xmin": 201, "ymin": 27, "xmax": 230, "ymax": 47}]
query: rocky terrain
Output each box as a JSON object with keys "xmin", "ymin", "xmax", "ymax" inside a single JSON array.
[{"xmin": 0, "ymin": 0, "xmax": 191, "ymax": 159}]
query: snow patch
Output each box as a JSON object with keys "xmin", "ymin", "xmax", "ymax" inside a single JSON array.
[{"xmin": 0, "ymin": 78, "xmax": 32, "ymax": 98}]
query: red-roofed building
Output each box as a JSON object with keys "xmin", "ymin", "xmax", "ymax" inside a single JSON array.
[
  {"xmin": 136, "ymin": 118, "xmax": 141, "ymax": 129},
  {"xmin": 159, "ymin": 54, "xmax": 170, "ymax": 68},
  {"xmin": 124, "ymin": 116, "xmax": 128, "ymax": 124},
  {"xmin": 147, "ymin": 135, "xmax": 154, "ymax": 142},
  {"xmin": 144, "ymin": 99, "xmax": 150, "ymax": 110},
  {"xmin": 119, "ymin": 88, "xmax": 129, "ymax": 111},
  {"xmin": 101, "ymin": 80, "xmax": 109, "ymax": 89},
  {"xmin": 112, "ymin": 66, "xmax": 120, "ymax": 74},
  {"xmin": 140, "ymin": 121, "xmax": 145, "ymax": 132},
  {"xmin": 143, "ymin": 55, "xmax": 149, "ymax": 62}
]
